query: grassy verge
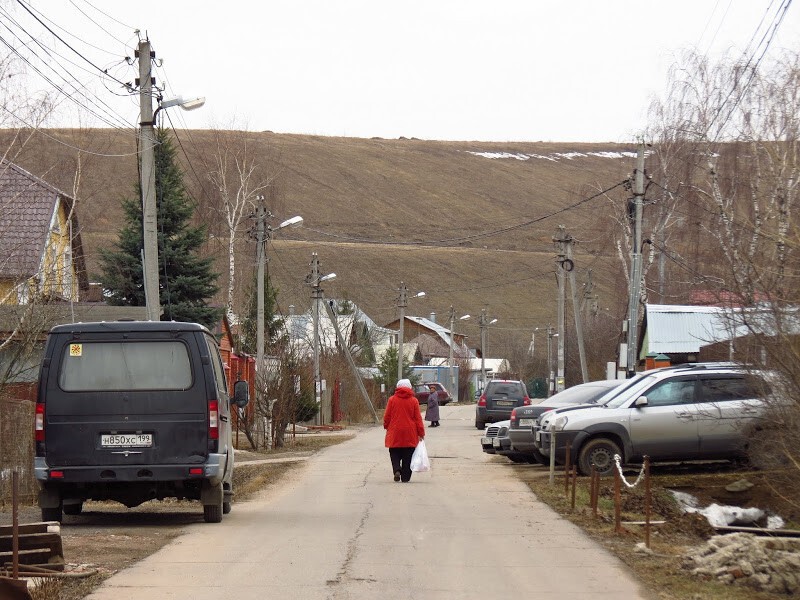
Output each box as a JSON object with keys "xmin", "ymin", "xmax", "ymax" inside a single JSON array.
[{"xmin": 516, "ymin": 465, "xmax": 794, "ymax": 600}]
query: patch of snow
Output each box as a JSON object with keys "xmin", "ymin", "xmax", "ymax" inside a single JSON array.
[
  {"xmin": 669, "ymin": 489, "xmax": 784, "ymax": 529},
  {"xmin": 464, "ymin": 150, "xmax": 638, "ymax": 162}
]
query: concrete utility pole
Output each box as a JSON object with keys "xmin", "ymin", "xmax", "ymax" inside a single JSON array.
[
  {"xmin": 479, "ymin": 309, "xmax": 497, "ymax": 393},
  {"xmin": 546, "ymin": 325, "xmax": 557, "ymax": 396},
  {"xmin": 563, "ymin": 228, "xmax": 589, "ymax": 383},
  {"xmin": 625, "ymin": 142, "xmax": 646, "ymax": 378},
  {"xmin": 255, "ymin": 199, "xmax": 266, "ymax": 376},
  {"xmin": 310, "ymin": 254, "xmax": 322, "ymax": 422},
  {"xmin": 138, "ymin": 39, "xmax": 160, "ymax": 322},
  {"xmin": 396, "ymin": 282, "xmax": 408, "ymax": 383},
  {"xmin": 448, "ymin": 306, "xmax": 456, "ymax": 401},
  {"xmin": 553, "ymin": 228, "xmax": 567, "ymax": 393}
]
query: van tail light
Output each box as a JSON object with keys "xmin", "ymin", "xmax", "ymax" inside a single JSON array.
[
  {"xmin": 208, "ymin": 400, "xmax": 219, "ymax": 440},
  {"xmin": 523, "ymin": 396, "xmax": 532, "ymax": 406},
  {"xmin": 35, "ymin": 403, "xmax": 45, "ymax": 442},
  {"xmin": 478, "ymin": 395, "xmax": 486, "ymax": 407}
]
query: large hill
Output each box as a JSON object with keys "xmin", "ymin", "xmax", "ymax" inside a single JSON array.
[{"xmin": 2, "ymin": 129, "xmax": 638, "ymax": 372}]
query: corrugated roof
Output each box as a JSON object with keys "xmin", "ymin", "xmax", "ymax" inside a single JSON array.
[{"xmin": 641, "ymin": 304, "xmax": 733, "ymax": 355}]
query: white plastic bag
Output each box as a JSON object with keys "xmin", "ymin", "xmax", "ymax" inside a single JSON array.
[{"xmin": 410, "ymin": 440, "xmax": 431, "ymax": 472}]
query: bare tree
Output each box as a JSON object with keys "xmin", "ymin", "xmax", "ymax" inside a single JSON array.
[
  {"xmin": 207, "ymin": 126, "xmax": 281, "ymax": 320},
  {"xmin": 647, "ymin": 49, "xmax": 800, "ymax": 501}
]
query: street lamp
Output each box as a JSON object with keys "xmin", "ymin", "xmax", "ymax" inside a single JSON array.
[
  {"xmin": 256, "ymin": 209, "xmax": 303, "ymax": 375},
  {"xmin": 138, "ymin": 39, "xmax": 205, "ymax": 321},
  {"xmin": 396, "ymin": 283, "xmax": 426, "ymax": 383},
  {"xmin": 448, "ymin": 307, "xmax": 471, "ymax": 402},
  {"xmin": 479, "ymin": 309, "xmax": 497, "ymax": 394}
]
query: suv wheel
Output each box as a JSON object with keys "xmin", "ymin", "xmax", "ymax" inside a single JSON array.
[
  {"xmin": 578, "ymin": 438, "xmax": 621, "ymax": 477},
  {"xmin": 475, "ymin": 418, "xmax": 485, "ymax": 430}
]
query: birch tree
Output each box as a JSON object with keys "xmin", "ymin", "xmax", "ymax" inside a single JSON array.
[{"xmin": 207, "ymin": 127, "xmax": 279, "ymax": 321}]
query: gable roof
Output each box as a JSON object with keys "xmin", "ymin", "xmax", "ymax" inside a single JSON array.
[{"xmin": 0, "ymin": 159, "xmax": 88, "ymax": 288}]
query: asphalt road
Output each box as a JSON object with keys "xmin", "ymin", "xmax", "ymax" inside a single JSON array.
[{"xmin": 86, "ymin": 404, "xmax": 648, "ymax": 600}]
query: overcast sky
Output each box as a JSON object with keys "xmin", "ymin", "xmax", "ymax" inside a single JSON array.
[{"xmin": 4, "ymin": 1, "xmax": 799, "ymax": 142}]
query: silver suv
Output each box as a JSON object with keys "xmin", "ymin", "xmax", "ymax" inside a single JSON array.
[{"xmin": 534, "ymin": 364, "xmax": 770, "ymax": 476}]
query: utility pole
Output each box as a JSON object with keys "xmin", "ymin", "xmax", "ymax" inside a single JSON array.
[
  {"xmin": 564, "ymin": 228, "xmax": 589, "ymax": 383},
  {"xmin": 396, "ymin": 282, "xmax": 408, "ymax": 383},
  {"xmin": 479, "ymin": 309, "xmax": 497, "ymax": 393},
  {"xmin": 448, "ymin": 305, "xmax": 456, "ymax": 402},
  {"xmin": 553, "ymin": 228, "xmax": 567, "ymax": 393},
  {"xmin": 310, "ymin": 254, "xmax": 322, "ymax": 423},
  {"xmin": 546, "ymin": 325, "xmax": 557, "ymax": 396},
  {"xmin": 138, "ymin": 39, "xmax": 160, "ymax": 322},
  {"xmin": 625, "ymin": 142, "xmax": 646, "ymax": 378},
  {"xmin": 255, "ymin": 199, "xmax": 266, "ymax": 376}
]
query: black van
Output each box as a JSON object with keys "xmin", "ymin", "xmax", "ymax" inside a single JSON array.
[{"xmin": 34, "ymin": 321, "xmax": 249, "ymax": 523}]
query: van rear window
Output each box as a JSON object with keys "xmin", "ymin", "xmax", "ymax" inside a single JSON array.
[{"xmin": 59, "ymin": 341, "xmax": 192, "ymax": 391}]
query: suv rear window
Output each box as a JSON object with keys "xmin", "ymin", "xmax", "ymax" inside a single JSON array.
[
  {"xmin": 59, "ymin": 341, "xmax": 192, "ymax": 391},
  {"xmin": 485, "ymin": 382, "xmax": 525, "ymax": 399}
]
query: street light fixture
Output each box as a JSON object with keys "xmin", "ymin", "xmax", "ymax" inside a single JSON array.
[
  {"xmin": 396, "ymin": 283, "xmax": 426, "ymax": 383},
  {"xmin": 256, "ymin": 210, "xmax": 303, "ymax": 375},
  {"xmin": 138, "ymin": 39, "xmax": 205, "ymax": 321}
]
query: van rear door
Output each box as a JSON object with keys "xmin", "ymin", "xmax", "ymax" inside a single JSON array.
[{"xmin": 43, "ymin": 330, "xmax": 209, "ymax": 469}]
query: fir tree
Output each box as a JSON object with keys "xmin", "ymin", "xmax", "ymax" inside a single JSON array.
[
  {"xmin": 238, "ymin": 271, "xmax": 285, "ymax": 355},
  {"xmin": 99, "ymin": 129, "xmax": 221, "ymax": 329}
]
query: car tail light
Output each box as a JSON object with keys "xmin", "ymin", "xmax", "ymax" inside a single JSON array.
[
  {"xmin": 510, "ymin": 408, "xmax": 517, "ymax": 422},
  {"xmin": 208, "ymin": 400, "xmax": 219, "ymax": 440},
  {"xmin": 35, "ymin": 403, "xmax": 45, "ymax": 442},
  {"xmin": 189, "ymin": 468, "xmax": 204, "ymax": 475},
  {"xmin": 478, "ymin": 394, "xmax": 486, "ymax": 407},
  {"xmin": 523, "ymin": 396, "xmax": 531, "ymax": 406},
  {"xmin": 49, "ymin": 471, "xmax": 64, "ymax": 479}
]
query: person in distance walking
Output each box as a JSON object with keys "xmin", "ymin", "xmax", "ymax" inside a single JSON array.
[{"xmin": 425, "ymin": 385, "xmax": 440, "ymax": 427}]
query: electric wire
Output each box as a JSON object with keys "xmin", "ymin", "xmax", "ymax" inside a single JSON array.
[
  {"xmin": 302, "ymin": 180, "xmax": 628, "ymax": 247},
  {"xmin": 67, "ymin": 0, "xmax": 131, "ymax": 47},
  {"xmin": 14, "ymin": 0, "xmax": 133, "ymax": 91}
]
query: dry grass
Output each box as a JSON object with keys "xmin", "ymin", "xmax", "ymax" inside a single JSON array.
[
  {"xmin": 0, "ymin": 129, "xmax": 634, "ymax": 357},
  {"xmin": 517, "ymin": 464, "xmax": 799, "ymax": 600}
]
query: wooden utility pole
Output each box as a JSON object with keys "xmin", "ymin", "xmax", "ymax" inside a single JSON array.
[
  {"xmin": 565, "ymin": 230, "xmax": 589, "ymax": 383},
  {"xmin": 553, "ymin": 228, "xmax": 568, "ymax": 393},
  {"xmin": 396, "ymin": 282, "xmax": 408, "ymax": 383}
]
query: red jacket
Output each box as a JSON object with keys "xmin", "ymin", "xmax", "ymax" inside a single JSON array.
[{"xmin": 383, "ymin": 387, "xmax": 425, "ymax": 448}]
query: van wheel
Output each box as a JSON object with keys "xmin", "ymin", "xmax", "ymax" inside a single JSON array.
[
  {"xmin": 204, "ymin": 501, "xmax": 222, "ymax": 523},
  {"xmin": 41, "ymin": 506, "xmax": 62, "ymax": 523},
  {"xmin": 223, "ymin": 501, "xmax": 232, "ymax": 515},
  {"xmin": 63, "ymin": 502, "xmax": 83, "ymax": 516},
  {"xmin": 475, "ymin": 419, "xmax": 485, "ymax": 429},
  {"xmin": 578, "ymin": 438, "xmax": 621, "ymax": 477}
]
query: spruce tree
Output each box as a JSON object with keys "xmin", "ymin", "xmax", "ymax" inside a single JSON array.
[
  {"xmin": 238, "ymin": 271, "xmax": 285, "ymax": 355},
  {"xmin": 99, "ymin": 128, "xmax": 221, "ymax": 329}
]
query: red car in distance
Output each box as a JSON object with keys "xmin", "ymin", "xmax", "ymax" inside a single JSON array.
[{"xmin": 413, "ymin": 382, "xmax": 452, "ymax": 406}]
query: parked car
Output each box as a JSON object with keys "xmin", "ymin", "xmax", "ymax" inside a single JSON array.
[
  {"xmin": 480, "ymin": 420, "xmax": 510, "ymax": 454},
  {"xmin": 414, "ymin": 382, "xmax": 451, "ymax": 406},
  {"xmin": 475, "ymin": 379, "xmax": 531, "ymax": 429},
  {"xmin": 34, "ymin": 321, "xmax": 250, "ymax": 523},
  {"xmin": 535, "ymin": 363, "xmax": 771, "ymax": 476},
  {"xmin": 508, "ymin": 380, "xmax": 624, "ymax": 464}
]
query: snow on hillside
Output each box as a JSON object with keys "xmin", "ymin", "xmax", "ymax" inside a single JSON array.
[{"xmin": 465, "ymin": 150, "xmax": 638, "ymax": 161}]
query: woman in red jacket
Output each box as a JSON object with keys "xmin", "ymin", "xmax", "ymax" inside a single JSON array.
[{"xmin": 383, "ymin": 378, "xmax": 425, "ymax": 482}]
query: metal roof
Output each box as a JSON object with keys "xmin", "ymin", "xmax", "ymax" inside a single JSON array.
[{"xmin": 641, "ymin": 304, "xmax": 733, "ymax": 356}]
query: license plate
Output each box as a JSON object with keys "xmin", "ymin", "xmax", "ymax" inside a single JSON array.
[
  {"xmin": 519, "ymin": 418, "xmax": 534, "ymax": 426},
  {"xmin": 496, "ymin": 400, "xmax": 514, "ymax": 407},
  {"xmin": 480, "ymin": 437, "xmax": 491, "ymax": 446},
  {"xmin": 493, "ymin": 438, "xmax": 501, "ymax": 448},
  {"xmin": 101, "ymin": 433, "xmax": 153, "ymax": 448}
]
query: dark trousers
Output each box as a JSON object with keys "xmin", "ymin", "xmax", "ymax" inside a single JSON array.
[{"xmin": 389, "ymin": 447, "xmax": 415, "ymax": 482}]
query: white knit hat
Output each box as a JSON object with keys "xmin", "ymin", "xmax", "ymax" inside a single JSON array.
[{"xmin": 396, "ymin": 378, "xmax": 412, "ymax": 390}]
